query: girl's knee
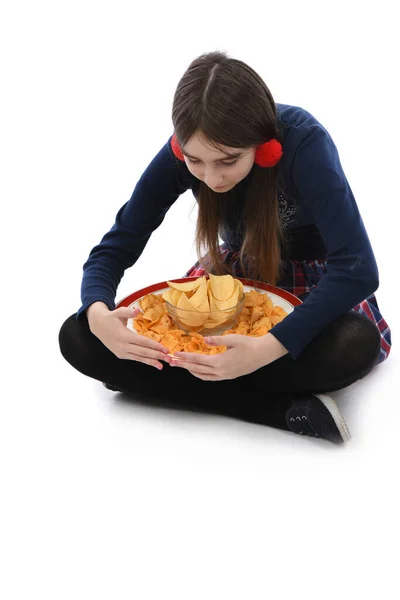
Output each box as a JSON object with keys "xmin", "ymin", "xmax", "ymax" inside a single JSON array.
[
  {"xmin": 58, "ymin": 313, "xmax": 81, "ymax": 365},
  {"xmin": 336, "ymin": 312, "xmax": 381, "ymax": 369},
  {"xmin": 58, "ymin": 313, "xmax": 113, "ymax": 380},
  {"xmin": 350, "ymin": 312, "xmax": 381, "ymax": 356}
]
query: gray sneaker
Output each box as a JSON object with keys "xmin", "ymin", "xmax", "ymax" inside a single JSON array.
[{"xmin": 285, "ymin": 393, "xmax": 352, "ymax": 444}]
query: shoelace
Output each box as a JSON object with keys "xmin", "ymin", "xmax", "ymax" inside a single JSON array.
[{"xmin": 289, "ymin": 415, "xmax": 320, "ymax": 437}]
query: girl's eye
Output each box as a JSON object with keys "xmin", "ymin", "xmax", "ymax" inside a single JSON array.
[{"xmin": 188, "ymin": 158, "xmax": 238, "ymax": 167}]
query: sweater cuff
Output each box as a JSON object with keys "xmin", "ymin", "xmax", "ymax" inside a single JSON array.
[
  {"xmin": 76, "ymin": 297, "xmax": 116, "ymax": 321},
  {"xmin": 268, "ymin": 323, "xmax": 303, "ymax": 360}
]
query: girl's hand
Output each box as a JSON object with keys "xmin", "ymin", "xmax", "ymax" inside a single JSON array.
[
  {"xmin": 170, "ymin": 333, "xmax": 288, "ymax": 381},
  {"xmin": 88, "ymin": 306, "xmax": 172, "ymax": 370}
]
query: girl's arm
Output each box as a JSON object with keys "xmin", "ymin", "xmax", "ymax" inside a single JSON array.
[
  {"xmin": 77, "ymin": 137, "xmax": 191, "ymax": 320},
  {"xmin": 268, "ymin": 124, "xmax": 378, "ymax": 359}
]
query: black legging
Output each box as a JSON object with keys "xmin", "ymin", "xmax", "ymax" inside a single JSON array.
[{"xmin": 58, "ymin": 311, "xmax": 381, "ymax": 431}]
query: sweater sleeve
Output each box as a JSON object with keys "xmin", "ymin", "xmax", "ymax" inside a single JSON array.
[
  {"xmin": 76, "ymin": 136, "xmax": 191, "ymax": 320},
  {"xmin": 268, "ymin": 124, "xmax": 379, "ymax": 359}
]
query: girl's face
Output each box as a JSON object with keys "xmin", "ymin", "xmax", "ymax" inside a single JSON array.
[{"xmin": 182, "ymin": 131, "xmax": 256, "ymax": 193}]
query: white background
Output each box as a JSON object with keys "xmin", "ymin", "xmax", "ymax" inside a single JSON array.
[{"xmin": 1, "ymin": 1, "xmax": 399, "ymax": 598}]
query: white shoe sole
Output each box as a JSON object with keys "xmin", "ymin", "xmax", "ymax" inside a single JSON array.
[{"xmin": 314, "ymin": 393, "xmax": 352, "ymax": 442}]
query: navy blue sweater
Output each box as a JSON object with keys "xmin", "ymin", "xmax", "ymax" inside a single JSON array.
[{"xmin": 77, "ymin": 103, "xmax": 379, "ymax": 359}]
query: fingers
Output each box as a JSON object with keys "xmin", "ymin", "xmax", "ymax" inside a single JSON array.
[
  {"xmin": 170, "ymin": 357, "xmax": 215, "ymax": 375},
  {"xmin": 129, "ymin": 343, "xmax": 171, "ymax": 364},
  {"xmin": 173, "ymin": 352, "xmax": 215, "ymax": 368},
  {"xmin": 171, "ymin": 353, "xmax": 216, "ymax": 377},
  {"xmin": 123, "ymin": 349, "xmax": 171, "ymax": 370},
  {"xmin": 170, "ymin": 352, "xmax": 222, "ymax": 380},
  {"xmin": 126, "ymin": 330, "xmax": 170, "ymax": 355},
  {"xmin": 115, "ymin": 330, "xmax": 171, "ymax": 369}
]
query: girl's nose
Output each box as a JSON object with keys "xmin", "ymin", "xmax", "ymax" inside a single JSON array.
[{"xmin": 203, "ymin": 170, "xmax": 222, "ymax": 189}]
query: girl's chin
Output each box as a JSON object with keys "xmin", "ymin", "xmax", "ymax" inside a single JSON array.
[{"xmin": 213, "ymin": 183, "xmax": 231, "ymax": 191}]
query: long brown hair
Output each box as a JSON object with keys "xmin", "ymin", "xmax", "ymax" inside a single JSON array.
[{"xmin": 171, "ymin": 50, "xmax": 287, "ymax": 285}]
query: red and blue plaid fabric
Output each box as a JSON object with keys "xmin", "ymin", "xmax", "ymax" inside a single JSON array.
[{"xmin": 183, "ymin": 247, "xmax": 392, "ymax": 365}]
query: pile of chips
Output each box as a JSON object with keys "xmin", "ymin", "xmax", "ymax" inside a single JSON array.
[
  {"xmin": 162, "ymin": 273, "xmax": 244, "ymax": 329},
  {"xmin": 132, "ymin": 275, "xmax": 288, "ymax": 356}
]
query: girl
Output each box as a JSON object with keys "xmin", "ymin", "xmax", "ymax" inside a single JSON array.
[{"xmin": 59, "ymin": 50, "xmax": 391, "ymax": 444}]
